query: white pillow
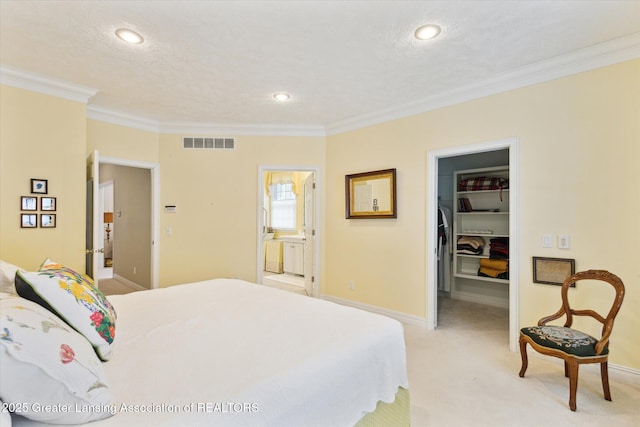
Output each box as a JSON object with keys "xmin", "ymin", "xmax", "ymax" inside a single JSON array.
[
  {"xmin": 15, "ymin": 259, "xmax": 117, "ymax": 361},
  {"xmin": 0, "ymin": 295, "xmax": 113, "ymax": 424},
  {"xmin": 0, "ymin": 260, "xmax": 25, "ymax": 294}
]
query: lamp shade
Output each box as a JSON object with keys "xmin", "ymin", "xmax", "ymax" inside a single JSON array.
[{"xmin": 103, "ymin": 212, "xmax": 114, "ymax": 223}]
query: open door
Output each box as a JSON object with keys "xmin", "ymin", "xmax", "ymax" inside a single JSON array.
[
  {"xmin": 303, "ymin": 173, "xmax": 315, "ymax": 297},
  {"xmin": 85, "ymin": 150, "xmax": 102, "ymax": 280}
]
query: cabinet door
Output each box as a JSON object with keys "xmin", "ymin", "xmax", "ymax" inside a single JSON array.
[
  {"xmin": 284, "ymin": 242, "xmax": 304, "ymax": 275},
  {"xmin": 283, "ymin": 244, "xmax": 295, "ymax": 273}
]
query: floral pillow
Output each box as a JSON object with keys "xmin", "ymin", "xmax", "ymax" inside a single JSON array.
[
  {"xmin": 0, "ymin": 295, "xmax": 113, "ymax": 424},
  {"xmin": 15, "ymin": 258, "xmax": 117, "ymax": 361}
]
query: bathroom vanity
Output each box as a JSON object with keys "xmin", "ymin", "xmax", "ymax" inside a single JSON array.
[{"xmin": 281, "ymin": 235, "xmax": 305, "ymax": 276}]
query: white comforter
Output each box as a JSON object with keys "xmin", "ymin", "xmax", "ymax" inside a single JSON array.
[{"xmin": 15, "ymin": 278, "xmax": 408, "ymax": 426}]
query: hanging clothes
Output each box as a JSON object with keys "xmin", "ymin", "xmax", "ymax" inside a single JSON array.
[{"xmin": 437, "ymin": 205, "xmax": 452, "ymax": 292}]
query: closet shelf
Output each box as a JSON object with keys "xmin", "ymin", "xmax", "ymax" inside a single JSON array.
[
  {"xmin": 454, "ymin": 165, "xmax": 510, "ymax": 291},
  {"xmin": 457, "ymin": 189, "xmax": 509, "ymax": 195},
  {"xmin": 456, "ymin": 233, "xmax": 509, "ymax": 238},
  {"xmin": 457, "ymin": 211, "xmax": 509, "ymax": 215}
]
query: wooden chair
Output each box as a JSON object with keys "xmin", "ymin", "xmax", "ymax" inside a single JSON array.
[{"xmin": 518, "ymin": 270, "xmax": 625, "ymax": 411}]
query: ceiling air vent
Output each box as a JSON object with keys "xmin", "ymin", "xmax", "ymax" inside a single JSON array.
[{"xmin": 182, "ymin": 137, "xmax": 235, "ymax": 150}]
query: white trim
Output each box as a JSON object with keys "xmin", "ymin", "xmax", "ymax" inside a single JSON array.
[
  {"xmin": 99, "ymin": 156, "xmax": 160, "ymax": 290},
  {"xmin": 426, "ymin": 137, "xmax": 520, "ymax": 352},
  {"xmin": 257, "ymin": 165, "xmax": 322, "ymax": 297},
  {"xmin": 0, "ymin": 65, "xmax": 97, "ymax": 103},
  {"xmin": 326, "ymin": 33, "xmax": 640, "ymax": 135},
  {"xmin": 112, "ymin": 274, "xmax": 147, "ymax": 292},
  {"xmin": 87, "ymin": 106, "xmax": 160, "ymax": 133},
  {"xmin": 610, "ymin": 363, "xmax": 640, "ymax": 377},
  {"xmin": 5, "ymin": 33, "xmax": 638, "ymax": 137},
  {"xmin": 322, "ymin": 295, "xmax": 428, "ymax": 328},
  {"xmin": 86, "ymin": 107, "xmax": 327, "ymax": 136},
  {"xmin": 529, "ymin": 351, "xmax": 640, "ymax": 378},
  {"xmin": 325, "ymin": 293, "xmax": 640, "ymax": 378},
  {"xmin": 160, "ymin": 122, "xmax": 326, "ymax": 137}
]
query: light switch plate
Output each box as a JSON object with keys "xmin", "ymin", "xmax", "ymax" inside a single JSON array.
[
  {"xmin": 558, "ymin": 234, "xmax": 570, "ymax": 249},
  {"xmin": 542, "ymin": 234, "xmax": 553, "ymax": 248}
]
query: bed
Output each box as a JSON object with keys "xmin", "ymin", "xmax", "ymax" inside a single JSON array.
[{"xmin": 0, "ymin": 259, "xmax": 409, "ymax": 426}]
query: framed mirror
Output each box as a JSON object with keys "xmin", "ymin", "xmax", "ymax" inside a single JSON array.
[{"xmin": 345, "ymin": 168, "xmax": 397, "ymax": 219}]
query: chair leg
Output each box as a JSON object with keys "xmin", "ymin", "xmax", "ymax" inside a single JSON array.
[
  {"xmin": 567, "ymin": 359, "xmax": 579, "ymax": 411},
  {"xmin": 601, "ymin": 362, "xmax": 612, "ymax": 401},
  {"xmin": 564, "ymin": 361, "xmax": 569, "ymax": 378},
  {"xmin": 518, "ymin": 337, "xmax": 528, "ymax": 377}
]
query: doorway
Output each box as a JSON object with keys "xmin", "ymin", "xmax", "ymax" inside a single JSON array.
[
  {"xmin": 426, "ymin": 137, "xmax": 520, "ymax": 352},
  {"xmin": 257, "ymin": 165, "xmax": 321, "ymax": 297},
  {"xmin": 85, "ymin": 151, "xmax": 160, "ymax": 290}
]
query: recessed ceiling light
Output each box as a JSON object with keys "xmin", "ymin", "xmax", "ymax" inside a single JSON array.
[
  {"xmin": 414, "ymin": 24, "xmax": 441, "ymax": 41},
  {"xmin": 115, "ymin": 28, "xmax": 144, "ymax": 44},
  {"xmin": 273, "ymin": 92, "xmax": 291, "ymax": 102}
]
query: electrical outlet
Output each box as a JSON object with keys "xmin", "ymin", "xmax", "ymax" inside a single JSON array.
[
  {"xmin": 348, "ymin": 280, "xmax": 355, "ymax": 291},
  {"xmin": 133, "ymin": 266, "xmax": 137, "ymax": 274}
]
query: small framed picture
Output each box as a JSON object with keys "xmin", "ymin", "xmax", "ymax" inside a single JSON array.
[
  {"xmin": 21, "ymin": 214, "xmax": 37, "ymax": 228},
  {"xmin": 21, "ymin": 196, "xmax": 38, "ymax": 211},
  {"xmin": 40, "ymin": 214, "xmax": 56, "ymax": 228},
  {"xmin": 41, "ymin": 197, "xmax": 57, "ymax": 211},
  {"xmin": 532, "ymin": 257, "xmax": 576, "ymax": 286},
  {"xmin": 31, "ymin": 178, "xmax": 48, "ymax": 194}
]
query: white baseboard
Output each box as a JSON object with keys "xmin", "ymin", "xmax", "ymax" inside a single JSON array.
[
  {"xmin": 528, "ymin": 350, "xmax": 640, "ymax": 378},
  {"xmin": 321, "ymin": 295, "xmax": 428, "ymax": 328},
  {"xmin": 323, "ymin": 294, "xmax": 639, "ymax": 377},
  {"xmin": 112, "ymin": 274, "xmax": 147, "ymax": 292}
]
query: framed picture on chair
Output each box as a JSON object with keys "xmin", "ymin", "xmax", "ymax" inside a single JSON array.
[{"xmin": 532, "ymin": 257, "xmax": 575, "ymax": 286}]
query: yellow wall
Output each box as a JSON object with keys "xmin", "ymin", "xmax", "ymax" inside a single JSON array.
[
  {"xmin": 0, "ymin": 85, "xmax": 87, "ymax": 271},
  {"xmin": 158, "ymin": 133, "xmax": 325, "ymax": 286},
  {"xmin": 87, "ymin": 119, "xmax": 159, "ymax": 163},
  {"xmin": 1, "ymin": 60, "xmax": 638, "ymax": 369},
  {"xmin": 325, "ymin": 60, "xmax": 640, "ymax": 368}
]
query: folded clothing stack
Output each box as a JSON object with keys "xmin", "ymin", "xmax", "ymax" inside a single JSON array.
[
  {"xmin": 478, "ymin": 258, "xmax": 509, "ymax": 279},
  {"xmin": 457, "ymin": 236, "xmax": 486, "ymax": 255},
  {"xmin": 489, "ymin": 237, "xmax": 509, "ymax": 260}
]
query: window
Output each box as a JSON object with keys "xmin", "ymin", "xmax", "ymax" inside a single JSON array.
[{"xmin": 270, "ymin": 182, "xmax": 296, "ymax": 230}]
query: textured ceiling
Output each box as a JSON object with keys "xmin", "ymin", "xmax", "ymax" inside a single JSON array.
[{"xmin": 1, "ymin": 0, "xmax": 639, "ymax": 133}]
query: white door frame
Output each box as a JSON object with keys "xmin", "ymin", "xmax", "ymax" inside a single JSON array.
[
  {"xmin": 97, "ymin": 180, "xmax": 114, "ymax": 279},
  {"xmin": 257, "ymin": 165, "xmax": 322, "ymax": 297},
  {"xmin": 426, "ymin": 137, "xmax": 520, "ymax": 352},
  {"xmin": 100, "ymin": 156, "xmax": 160, "ymax": 289}
]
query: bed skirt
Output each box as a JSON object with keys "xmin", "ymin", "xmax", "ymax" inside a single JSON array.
[{"xmin": 355, "ymin": 387, "xmax": 410, "ymax": 427}]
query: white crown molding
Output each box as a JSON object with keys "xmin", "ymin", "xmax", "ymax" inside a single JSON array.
[
  {"xmin": 4, "ymin": 32, "xmax": 639, "ymax": 137},
  {"xmin": 87, "ymin": 106, "xmax": 326, "ymax": 137},
  {"xmin": 158, "ymin": 121, "xmax": 326, "ymax": 137},
  {"xmin": 0, "ymin": 65, "xmax": 97, "ymax": 104},
  {"xmin": 325, "ymin": 32, "xmax": 640, "ymax": 136},
  {"xmin": 86, "ymin": 105, "xmax": 160, "ymax": 133}
]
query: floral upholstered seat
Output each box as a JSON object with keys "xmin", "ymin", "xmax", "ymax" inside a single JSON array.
[{"xmin": 520, "ymin": 325, "xmax": 607, "ymax": 358}]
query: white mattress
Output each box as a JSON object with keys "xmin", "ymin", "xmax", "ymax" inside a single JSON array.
[{"xmin": 13, "ymin": 278, "xmax": 408, "ymax": 426}]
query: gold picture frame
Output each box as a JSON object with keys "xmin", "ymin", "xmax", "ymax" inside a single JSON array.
[
  {"xmin": 532, "ymin": 257, "xmax": 576, "ymax": 286},
  {"xmin": 345, "ymin": 168, "xmax": 397, "ymax": 219}
]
